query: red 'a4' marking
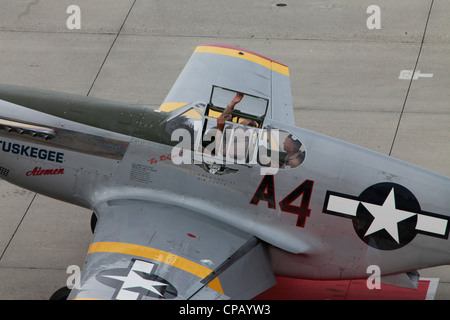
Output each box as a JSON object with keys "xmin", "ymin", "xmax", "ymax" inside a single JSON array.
[{"xmin": 250, "ymin": 175, "xmax": 314, "ymax": 228}]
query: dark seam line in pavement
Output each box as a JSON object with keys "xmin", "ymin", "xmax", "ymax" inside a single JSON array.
[
  {"xmin": 389, "ymin": 0, "xmax": 434, "ymax": 156},
  {"xmin": 0, "ymin": 29, "xmax": 422, "ymax": 45},
  {"xmin": 0, "ymin": 193, "xmax": 37, "ymax": 261},
  {"xmin": 86, "ymin": 0, "xmax": 137, "ymax": 97}
]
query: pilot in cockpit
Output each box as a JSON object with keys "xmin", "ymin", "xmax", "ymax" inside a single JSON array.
[{"xmin": 280, "ymin": 134, "xmax": 304, "ymax": 169}]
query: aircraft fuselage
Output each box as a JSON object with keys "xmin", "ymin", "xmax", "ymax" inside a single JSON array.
[{"xmin": 1, "ymin": 85, "xmax": 450, "ymax": 282}]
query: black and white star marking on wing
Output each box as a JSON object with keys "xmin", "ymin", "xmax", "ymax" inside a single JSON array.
[
  {"xmin": 103, "ymin": 260, "xmax": 168, "ymax": 299},
  {"xmin": 97, "ymin": 259, "xmax": 178, "ymax": 299},
  {"xmin": 323, "ymin": 183, "xmax": 450, "ymax": 250}
]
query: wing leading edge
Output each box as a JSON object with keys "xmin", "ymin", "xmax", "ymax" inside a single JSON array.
[
  {"xmin": 69, "ymin": 200, "xmax": 276, "ymax": 300},
  {"xmin": 159, "ymin": 44, "xmax": 295, "ymax": 126}
]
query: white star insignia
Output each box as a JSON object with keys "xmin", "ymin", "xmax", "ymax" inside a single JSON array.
[
  {"xmin": 103, "ymin": 260, "xmax": 167, "ymax": 300},
  {"xmin": 361, "ymin": 188, "xmax": 416, "ymax": 243}
]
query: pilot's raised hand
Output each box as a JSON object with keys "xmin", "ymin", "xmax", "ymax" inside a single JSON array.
[
  {"xmin": 229, "ymin": 93, "xmax": 244, "ymax": 108},
  {"xmin": 222, "ymin": 93, "xmax": 244, "ymax": 123}
]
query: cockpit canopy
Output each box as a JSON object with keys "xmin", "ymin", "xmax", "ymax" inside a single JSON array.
[{"xmin": 165, "ymin": 86, "xmax": 305, "ymax": 171}]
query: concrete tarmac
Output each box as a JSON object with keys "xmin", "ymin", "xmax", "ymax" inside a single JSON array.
[{"xmin": 0, "ymin": 0, "xmax": 449, "ymax": 299}]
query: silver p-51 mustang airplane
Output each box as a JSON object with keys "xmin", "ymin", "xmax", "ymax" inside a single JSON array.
[{"xmin": 0, "ymin": 44, "xmax": 449, "ymax": 300}]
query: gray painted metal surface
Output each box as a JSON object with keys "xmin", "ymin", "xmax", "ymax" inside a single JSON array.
[
  {"xmin": 0, "ymin": 1, "xmax": 449, "ymax": 300},
  {"xmin": 0, "ymin": 42, "xmax": 449, "ymax": 299}
]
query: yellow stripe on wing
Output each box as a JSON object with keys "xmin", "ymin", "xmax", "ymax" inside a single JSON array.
[
  {"xmin": 194, "ymin": 44, "xmax": 290, "ymax": 76},
  {"xmin": 88, "ymin": 241, "xmax": 224, "ymax": 295},
  {"xmin": 158, "ymin": 102, "xmax": 202, "ymax": 118},
  {"xmin": 158, "ymin": 102, "xmax": 224, "ymax": 119}
]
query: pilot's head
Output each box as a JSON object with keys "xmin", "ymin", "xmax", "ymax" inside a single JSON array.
[{"xmin": 283, "ymin": 134, "xmax": 302, "ymax": 152}]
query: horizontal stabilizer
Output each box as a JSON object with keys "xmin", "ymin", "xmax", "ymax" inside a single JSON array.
[{"xmin": 381, "ymin": 271, "xmax": 420, "ymax": 289}]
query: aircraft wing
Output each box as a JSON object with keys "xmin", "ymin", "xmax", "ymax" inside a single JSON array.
[
  {"xmin": 160, "ymin": 43, "xmax": 295, "ymax": 125},
  {"xmin": 68, "ymin": 200, "xmax": 276, "ymax": 300}
]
